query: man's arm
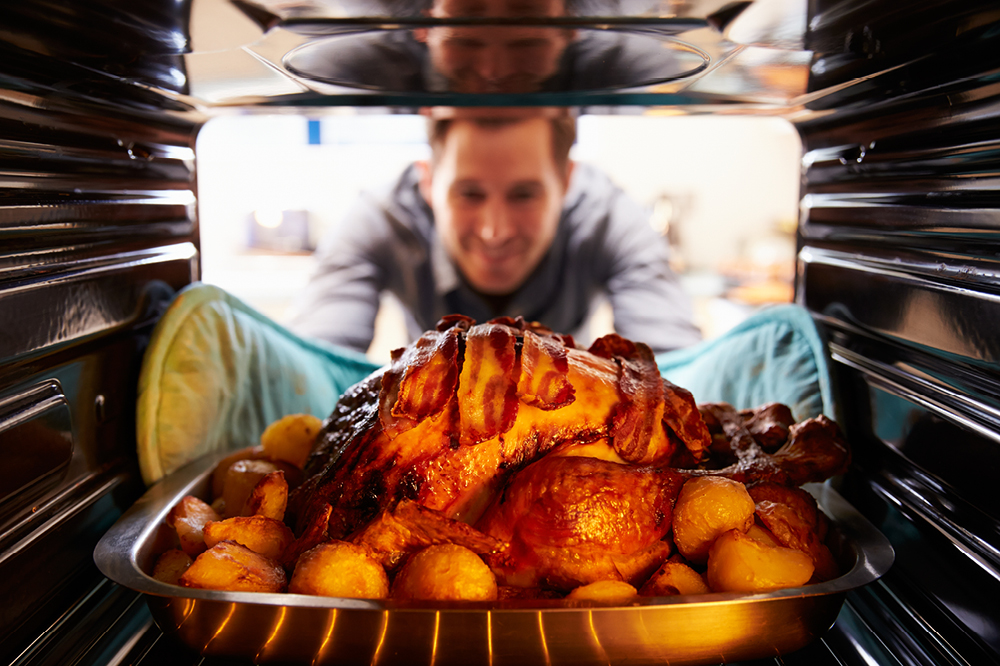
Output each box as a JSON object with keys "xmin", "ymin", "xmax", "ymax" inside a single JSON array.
[
  {"xmin": 601, "ymin": 189, "xmax": 703, "ymax": 353},
  {"xmin": 284, "ymin": 197, "xmax": 389, "ymax": 353}
]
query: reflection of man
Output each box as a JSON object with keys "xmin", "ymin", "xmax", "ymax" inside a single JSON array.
[
  {"xmin": 284, "ymin": 0, "xmax": 695, "ymax": 94},
  {"xmin": 287, "ymin": 110, "xmax": 701, "ymax": 354},
  {"xmin": 419, "ymin": 0, "xmax": 574, "ymax": 93}
]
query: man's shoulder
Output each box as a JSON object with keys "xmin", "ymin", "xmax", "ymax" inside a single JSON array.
[
  {"xmin": 317, "ymin": 164, "xmax": 431, "ymax": 257},
  {"xmin": 353, "ymin": 164, "xmax": 430, "ymax": 230},
  {"xmin": 562, "ymin": 164, "xmax": 642, "ymax": 230},
  {"xmin": 567, "ymin": 162, "xmax": 617, "ymax": 192}
]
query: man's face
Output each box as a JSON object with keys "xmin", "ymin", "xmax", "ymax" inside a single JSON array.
[
  {"xmin": 420, "ymin": 118, "xmax": 573, "ymax": 296},
  {"xmin": 424, "ymin": 0, "xmax": 572, "ymax": 93}
]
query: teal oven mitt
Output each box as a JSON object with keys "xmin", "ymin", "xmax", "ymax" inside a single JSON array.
[
  {"xmin": 136, "ymin": 282, "xmax": 382, "ymax": 485},
  {"xmin": 655, "ymin": 304, "xmax": 835, "ymax": 422}
]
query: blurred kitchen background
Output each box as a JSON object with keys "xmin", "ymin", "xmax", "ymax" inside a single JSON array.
[{"xmin": 197, "ymin": 111, "xmax": 801, "ymax": 363}]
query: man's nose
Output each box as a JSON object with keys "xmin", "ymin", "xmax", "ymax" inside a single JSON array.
[
  {"xmin": 476, "ymin": 42, "xmax": 516, "ymax": 84},
  {"xmin": 478, "ymin": 199, "xmax": 516, "ymax": 242}
]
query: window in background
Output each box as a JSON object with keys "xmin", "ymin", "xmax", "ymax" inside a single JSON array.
[{"xmin": 574, "ymin": 114, "xmax": 801, "ymax": 339}]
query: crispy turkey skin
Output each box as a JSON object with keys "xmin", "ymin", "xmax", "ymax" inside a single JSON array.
[
  {"xmin": 285, "ymin": 316, "xmax": 850, "ymax": 594},
  {"xmin": 288, "ymin": 315, "xmax": 710, "ymax": 541}
]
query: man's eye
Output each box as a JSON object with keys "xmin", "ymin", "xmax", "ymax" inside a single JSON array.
[
  {"xmin": 508, "ymin": 187, "xmax": 541, "ymax": 202},
  {"xmin": 458, "ymin": 189, "xmax": 486, "ymax": 202},
  {"xmin": 448, "ymin": 37, "xmax": 486, "ymax": 50},
  {"xmin": 508, "ymin": 38, "xmax": 550, "ymax": 51}
]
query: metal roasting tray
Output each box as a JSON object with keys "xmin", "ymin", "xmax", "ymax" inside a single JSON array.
[{"xmin": 94, "ymin": 451, "xmax": 894, "ymax": 666}]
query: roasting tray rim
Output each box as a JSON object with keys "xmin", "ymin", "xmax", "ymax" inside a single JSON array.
[{"xmin": 95, "ymin": 449, "xmax": 893, "ymax": 610}]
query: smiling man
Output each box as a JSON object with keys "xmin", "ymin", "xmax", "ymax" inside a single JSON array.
[
  {"xmin": 287, "ymin": 110, "xmax": 701, "ymax": 354},
  {"xmin": 419, "ymin": 0, "xmax": 574, "ymax": 93},
  {"xmin": 419, "ymin": 114, "xmax": 572, "ymax": 302}
]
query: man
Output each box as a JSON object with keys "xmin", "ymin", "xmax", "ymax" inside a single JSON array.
[
  {"xmin": 418, "ymin": 0, "xmax": 574, "ymax": 93},
  {"xmin": 286, "ymin": 0, "xmax": 692, "ymax": 95},
  {"xmin": 286, "ymin": 110, "xmax": 701, "ymax": 354}
]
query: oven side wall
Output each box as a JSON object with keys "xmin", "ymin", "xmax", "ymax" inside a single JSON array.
[
  {"xmin": 796, "ymin": 0, "xmax": 1000, "ymax": 662},
  {"xmin": 0, "ymin": 4, "xmax": 202, "ymax": 660}
]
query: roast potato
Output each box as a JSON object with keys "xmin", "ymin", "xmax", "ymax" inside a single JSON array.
[
  {"xmin": 202, "ymin": 515, "xmax": 294, "ymax": 562},
  {"xmin": 672, "ymin": 476, "xmax": 755, "ymax": 564},
  {"xmin": 166, "ymin": 495, "xmax": 221, "ymax": 556},
  {"xmin": 222, "ymin": 459, "xmax": 281, "ymax": 518},
  {"xmin": 180, "ymin": 540, "xmax": 287, "ymax": 592},
  {"xmin": 289, "ymin": 541, "xmax": 389, "ymax": 598},
  {"xmin": 639, "ymin": 559, "xmax": 710, "ymax": 596},
  {"xmin": 260, "ymin": 413, "xmax": 323, "ymax": 469},
  {"xmin": 754, "ymin": 497, "xmax": 841, "ymax": 583},
  {"xmin": 566, "ymin": 580, "xmax": 638, "ymax": 603},
  {"xmin": 392, "ymin": 544, "xmax": 498, "ymax": 601},
  {"xmin": 706, "ymin": 529, "xmax": 814, "ymax": 593},
  {"xmin": 211, "ymin": 445, "xmax": 269, "ymax": 500},
  {"xmin": 745, "ymin": 522, "xmax": 782, "ymax": 548},
  {"xmin": 242, "ymin": 470, "xmax": 288, "ymax": 521},
  {"xmin": 151, "ymin": 548, "xmax": 193, "ymax": 585}
]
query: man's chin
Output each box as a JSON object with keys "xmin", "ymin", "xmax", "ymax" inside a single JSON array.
[
  {"xmin": 449, "ymin": 75, "xmax": 545, "ymax": 94},
  {"xmin": 467, "ymin": 272, "xmax": 524, "ymax": 297},
  {"xmin": 472, "ymin": 282, "xmax": 519, "ymax": 297}
]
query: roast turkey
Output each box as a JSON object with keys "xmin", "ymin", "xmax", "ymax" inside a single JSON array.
[{"xmin": 286, "ymin": 315, "xmax": 849, "ymax": 592}]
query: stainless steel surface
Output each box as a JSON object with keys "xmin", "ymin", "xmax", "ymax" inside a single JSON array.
[
  {"xmin": 95, "ymin": 451, "xmax": 893, "ymax": 666},
  {"xmin": 0, "ymin": 11, "xmax": 202, "ymax": 656},
  {"xmin": 0, "ymin": 380, "xmax": 73, "ymax": 519},
  {"xmin": 795, "ymin": 3, "xmax": 1000, "ymax": 660},
  {"xmin": 799, "ymin": 245, "xmax": 1000, "ymax": 366}
]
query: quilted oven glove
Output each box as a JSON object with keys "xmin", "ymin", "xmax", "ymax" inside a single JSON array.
[
  {"xmin": 136, "ymin": 282, "xmax": 381, "ymax": 485},
  {"xmin": 656, "ymin": 303, "xmax": 835, "ymax": 423}
]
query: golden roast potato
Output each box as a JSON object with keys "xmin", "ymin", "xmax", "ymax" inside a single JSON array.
[
  {"xmin": 706, "ymin": 529, "xmax": 814, "ymax": 593},
  {"xmin": 222, "ymin": 459, "xmax": 281, "ymax": 518},
  {"xmin": 242, "ymin": 470, "xmax": 288, "ymax": 521},
  {"xmin": 202, "ymin": 515, "xmax": 294, "ymax": 562},
  {"xmin": 166, "ymin": 495, "xmax": 221, "ymax": 557},
  {"xmin": 289, "ymin": 541, "xmax": 389, "ymax": 598},
  {"xmin": 260, "ymin": 413, "xmax": 323, "ymax": 469},
  {"xmin": 392, "ymin": 544, "xmax": 498, "ymax": 601},
  {"xmin": 151, "ymin": 548, "xmax": 193, "ymax": 585},
  {"xmin": 672, "ymin": 476, "xmax": 755, "ymax": 564},
  {"xmin": 639, "ymin": 558, "xmax": 711, "ymax": 596},
  {"xmin": 566, "ymin": 580, "xmax": 638, "ymax": 603},
  {"xmin": 180, "ymin": 540, "xmax": 287, "ymax": 593},
  {"xmin": 211, "ymin": 445, "xmax": 268, "ymax": 499}
]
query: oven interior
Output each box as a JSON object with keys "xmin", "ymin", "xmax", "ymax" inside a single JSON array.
[{"xmin": 2, "ymin": 1, "xmax": 999, "ymax": 664}]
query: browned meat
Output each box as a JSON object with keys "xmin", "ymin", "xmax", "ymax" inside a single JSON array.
[
  {"xmin": 773, "ymin": 416, "xmax": 852, "ymax": 486},
  {"xmin": 284, "ymin": 319, "xmax": 851, "ymax": 598},
  {"xmin": 477, "ymin": 454, "xmax": 684, "ymax": 590},
  {"xmin": 379, "ymin": 320, "xmax": 464, "ymax": 438},
  {"xmin": 288, "ymin": 317, "xmax": 711, "ymax": 541},
  {"xmin": 353, "ymin": 500, "xmax": 504, "ymax": 571},
  {"xmin": 456, "ymin": 321, "xmax": 520, "ymax": 446},
  {"xmin": 740, "ymin": 402, "xmax": 796, "ymax": 452},
  {"xmin": 691, "ymin": 403, "xmax": 850, "ymax": 486},
  {"xmin": 517, "ymin": 329, "xmax": 575, "ymax": 410},
  {"xmin": 749, "ymin": 482, "xmax": 840, "ymax": 582}
]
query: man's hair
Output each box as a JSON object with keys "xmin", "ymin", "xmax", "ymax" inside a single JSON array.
[{"xmin": 427, "ymin": 114, "xmax": 577, "ymax": 172}]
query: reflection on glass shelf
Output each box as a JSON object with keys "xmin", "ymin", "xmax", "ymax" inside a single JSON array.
[
  {"xmin": 232, "ymin": 0, "xmax": 723, "ymax": 22},
  {"xmin": 184, "ymin": 0, "xmax": 812, "ymax": 109},
  {"xmin": 284, "ymin": 27, "xmax": 709, "ymax": 94}
]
